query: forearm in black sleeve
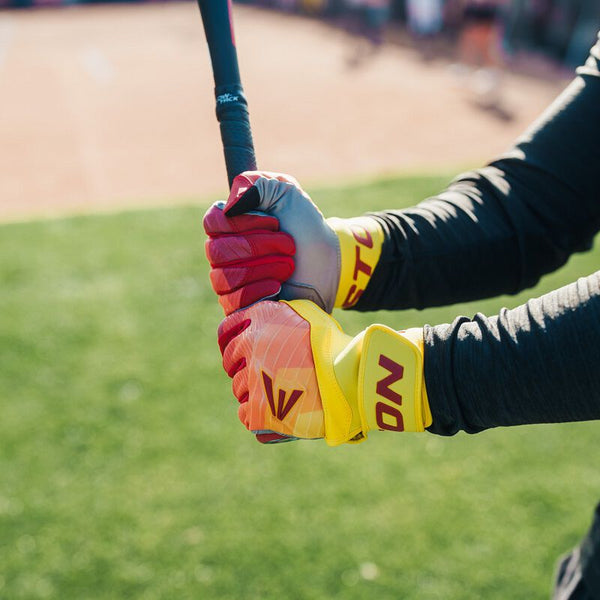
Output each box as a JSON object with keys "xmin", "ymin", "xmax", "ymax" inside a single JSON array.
[
  {"xmin": 355, "ymin": 35, "xmax": 600, "ymax": 312},
  {"xmin": 424, "ymin": 271, "xmax": 600, "ymax": 436}
]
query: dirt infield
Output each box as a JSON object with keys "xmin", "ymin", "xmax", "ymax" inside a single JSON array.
[{"xmin": 0, "ymin": 3, "xmax": 568, "ymax": 221}]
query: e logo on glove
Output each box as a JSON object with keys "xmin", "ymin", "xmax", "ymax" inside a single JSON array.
[{"xmin": 262, "ymin": 371, "xmax": 304, "ymax": 421}]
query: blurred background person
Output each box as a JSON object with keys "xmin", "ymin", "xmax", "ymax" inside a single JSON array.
[
  {"xmin": 362, "ymin": 0, "xmax": 391, "ymax": 45},
  {"xmin": 405, "ymin": 0, "xmax": 445, "ymax": 38},
  {"xmin": 565, "ymin": 0, "xmax": 600, "ymax": 68},
  {"xmin": 345, "ymin": 0, "xmax": 391, "ymax": 66},
  {"xmin": 503, "ymin": 0, "xmax": 600, "ymax": 69},
  {"xmin": 452, "ymin": 0, "xmax": 507, "ymax": 109},
  {"xmin": 276, "ymin": 0, "xmax": 299, "ymax": 11},
  {"xmin": 299, "ymin": 0, "xmax": 328, "ymax": 14},
  {"xmin": 459, "ymin": 0, "xmax": 505, "ymax": 66}
]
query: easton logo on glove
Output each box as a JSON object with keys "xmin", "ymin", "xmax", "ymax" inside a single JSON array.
[
  {"xmin": 375, "ymin": 355, "xmax": 406, "ymax": 432},
  {"xmin": 262, "ymin": 371, "xmax": 303, "ymax": 421},
  {"xmin": 328, "ymin": 217, "xmax": 384, "ymax": 309}
]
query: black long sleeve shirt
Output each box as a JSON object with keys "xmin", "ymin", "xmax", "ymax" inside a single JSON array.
[{"xmin": 355, "ymin": 35, "xmax": 600, "ymax": 436}]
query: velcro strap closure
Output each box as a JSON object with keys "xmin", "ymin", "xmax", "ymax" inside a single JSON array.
[
  {"xmin": 283, "ymin": 300, "xmax": 360, "ymax": 446},
  {"xmin": 357, "ymin": 325, "xmax": 430, "ymax": 436}
]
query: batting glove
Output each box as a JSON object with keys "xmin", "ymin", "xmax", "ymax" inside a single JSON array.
[
  {"xmin": 218, "ymin": 299, "xmax": 432, "ymax": 445},
  {"xmin": 204, "ymin": 171, "xmax": 384, "ymax": 314}
]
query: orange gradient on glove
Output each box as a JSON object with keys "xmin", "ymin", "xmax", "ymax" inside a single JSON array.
[{"xmin": 219, "ymin": 301, "xmax": 325, "ymax": 440}]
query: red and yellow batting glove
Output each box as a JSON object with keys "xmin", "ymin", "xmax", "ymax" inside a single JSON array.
[
  {"xmin": 204, "ymin": 171, "xmax": 384, "ymax": 315},
  {"xmin": 218, "ymin": 299, "xmax": 432, "ymax": 445},
  {"xmin": 203, "ymin": 173, "xmax": 297, "ymax": 315}
]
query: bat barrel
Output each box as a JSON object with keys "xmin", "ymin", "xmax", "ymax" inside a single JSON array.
[{"xmin": 198, "ymin": 0, "xmax": 240, "ymax": 87}]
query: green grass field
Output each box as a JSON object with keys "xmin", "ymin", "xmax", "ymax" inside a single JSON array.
[{"xmin": 1, "ymin": 174, "xmax": 599, "ymax": 599}]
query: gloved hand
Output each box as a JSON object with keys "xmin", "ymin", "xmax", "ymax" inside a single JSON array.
[
  {"xmin": 218, "ymin": 299, "xmax": 432, "ymax": 445},
  {"xmin": 204, "ymin": 171, "xmax": 384, "ymax": 315}
]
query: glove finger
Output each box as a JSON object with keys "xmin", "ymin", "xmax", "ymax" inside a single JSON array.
[
  {"xmin": 203, "ymin": 202, "xmax": 279, "ymax": 235},
  {"xmin": 228, "ymin": 172, "xmax": 262, "ymax": 202},
  {"xmin": 232, "ymin": 367, "xmax": 249, "ymax": 404},
  {"xmin": 231, "ymin": 171, "xmax": 300, "ymax": 187},
  {"xmin": 224, "ymin": 172, "xmax": 264, "ymax": 217},
  {"xmin": 217, "ymin": 309, "xmax": 252, "ymax": 355},
  {"xmin": 205, "ymin": 232, "xmax": 295, "ymax": 267},
  {"xmin": 210, "ymin": 257, "xmax": 294, "ymax": 295},
  {"xmin": 254, "ymin": 431, "xmax": 298, "ymax": 444},
  {"xmin": 225, "ymin": 171, "xmax": 302, "ymax": 218},
  {"xmin": 219, "ymin": 280, "xmax": 281, "ymax": 315},
  {"xmin": 239, "ymin": 408, "xmax": 301, "ymax": 441},
  {"xmin": 222, "ymin": 329, "xmax": 248, "ymax": 379},
  {"xmin": 225, "ymin": 184, "xmax": 261, "ymax": 217},
  {"xmin": 238, "ymin": 401, "xmax": 263, "ymax": 434},
  {"xmin": 268, "ymin": 172, "xmax": 301, "ymax": 186},
  {"xmin": 217, "ymin": 300, "xmax": 285, "ymax": 354}
]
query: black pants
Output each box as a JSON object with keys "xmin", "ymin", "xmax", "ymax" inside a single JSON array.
[{"xmin": 553, "ymin": 504, "xmax": 600, "ymax": 599}]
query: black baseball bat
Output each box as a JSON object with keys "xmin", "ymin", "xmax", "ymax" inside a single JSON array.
[{"xmin": 197, "ymin": 0, "xmax": 257, "ymax": 188}]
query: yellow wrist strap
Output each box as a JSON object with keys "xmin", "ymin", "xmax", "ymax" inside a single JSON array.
[
  {"xmin": 327, "ymin": 217, "xmax": 384, "ymax": 309},
  {"xmin": 331, "ymin": 324, "xmax": 432, "ymax": 443},
  {"xmin": 284, "ymin": 300, "xmax": 362, "ymax": 446},
  {"xmin": 357, "ymin": 326, "xmax": 432, "ymax": 438},
  {"xmin": 284, "ymin": 300, "xmax": 432, "ymax": 447}
]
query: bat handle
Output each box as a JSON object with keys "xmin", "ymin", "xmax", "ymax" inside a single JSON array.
[{"xmin": 215, "ymin": 84, "xmax": 257, "ymax": 188}]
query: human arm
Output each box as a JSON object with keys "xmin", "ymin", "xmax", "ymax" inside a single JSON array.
[
  {"xmin": 359, "ymin": 35, "xmax": 600, "ymax": 311},
  {"xmin": 425, "ymin": 270, "xmax": 600, "ymax": 435}
]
